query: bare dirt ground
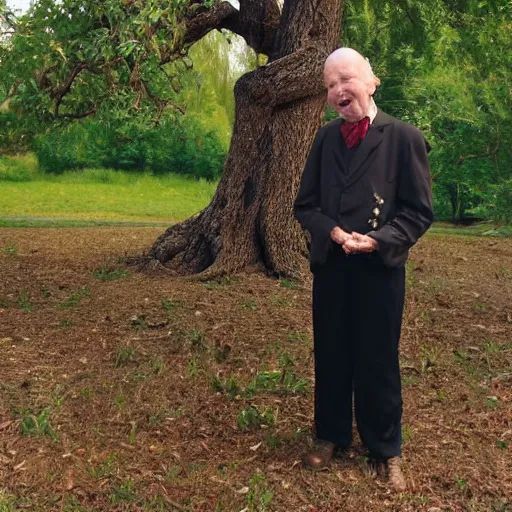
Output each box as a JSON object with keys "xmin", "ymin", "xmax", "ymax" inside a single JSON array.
[{"xmin": 0, "ymin": 227, "xmax": 511, "ymax": 512}]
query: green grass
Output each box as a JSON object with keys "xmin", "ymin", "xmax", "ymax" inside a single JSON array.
[
  {"xmin": 0, "ymin": 154, "xmax": 217, "ymax": 224},
  {"xmin": 429, "ymin": 222, "xmax": 512, "ymax": 237}
]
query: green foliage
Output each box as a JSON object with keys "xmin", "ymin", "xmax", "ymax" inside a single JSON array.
[
  {"xmin": 16, "ymin": 289, "xmax": 31, "ymax": 312},
  {"xmin": 246, "ymin": 473, "xmax": 274, "ymax": 512},
  {"xmin": 487, "ymin": 179, "xmax": 512, "ymax": 224},
  {"xmin": 0, "ymin": 154, "xmax": 38, "ymax": 181},
  {"xmin": 161, "ymin": 297, "xmax": 184, "ymax": 311},
  {"xmin": 19, "ymin": 408, "xmax": 55, "ymax": 439},
  {"xmin": 236, "ymin": 405, "xmax": 275, "ymax": 431},
  {"xmin": 246, "ymin": 370, "xmax": 308, "ymax": 396},
  {"xmin": 210, "ymin": 374, "xmax": 241, "ymax": 399},
  {"xmin": 93, "ymin": 264, "xmax": 128, "ymax": 281},
  {"xmin": 343, "ymin": 0, "xmax": 512, "ymax": 222},
  {"xmin": 57, "ymin": 288, "xmax": 90, "ymax": 308},
  {"xmin": 114, "ymin": 345, "xmax": 137, "ymax": 367},
  {"xmin": 0, "ymin": 490, "xmax": 16, "ymax": 512},
  {"xmin": 33, "ymin": 114, "xmax": 226, "ymax": 180}
]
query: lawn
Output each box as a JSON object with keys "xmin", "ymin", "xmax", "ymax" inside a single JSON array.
[
  {"xmin": 0, "ymin": 155, "xmax": 217, "ymax": 224},
  {"xmin": 0, "ymin": 228, "xmax": 511, "ymax": 511}
]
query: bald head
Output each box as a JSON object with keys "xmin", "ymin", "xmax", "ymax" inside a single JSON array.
[{"xmin": 324, "ymin": 48, "xmax": 380, "ymax": 87}]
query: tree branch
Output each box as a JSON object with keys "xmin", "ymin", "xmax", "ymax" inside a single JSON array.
[
  {"xmin": 243, "ymin": 45, "xmax": 325, "ymax": 107},
  {"xmin": 52, "ymin": 62, "xmax": 88, "ymax": 116}
]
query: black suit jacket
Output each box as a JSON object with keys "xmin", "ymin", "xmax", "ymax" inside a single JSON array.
[{"xmin": 294, "ymin": 110, "xmax": 434, "ymax": 268}]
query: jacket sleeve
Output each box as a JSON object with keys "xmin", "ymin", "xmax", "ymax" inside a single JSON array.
[
  {"xmin": 367, "ymin": 127, "xmax": 434, "ymax": 259},
  {"xmin": 294, "ymin": 128, "xmax": 338, "ymax": 244}
]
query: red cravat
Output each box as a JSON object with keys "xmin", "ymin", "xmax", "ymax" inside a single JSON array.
[{"xmin": 340, "ymin": 117, "xmax": 370, "ymax": 149}]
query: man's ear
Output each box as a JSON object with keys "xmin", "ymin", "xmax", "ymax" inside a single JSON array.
[{"xmin": 367, "ymin": 81, "xmax": 377, "ymax": 96}]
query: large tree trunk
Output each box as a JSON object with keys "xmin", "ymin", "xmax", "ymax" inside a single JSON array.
[{"xmin": 149, "ymin": 0, "xmax": 344, "ymax": 279}]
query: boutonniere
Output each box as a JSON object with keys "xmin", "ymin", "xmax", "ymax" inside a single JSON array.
[{"xmin": 368, "ymin": 193, "xmax": 384, "ymax": 229}]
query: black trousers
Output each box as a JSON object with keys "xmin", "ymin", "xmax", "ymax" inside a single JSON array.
[{"xmin": 312, "ymin": 248, "xmax": 405, "ymax": 458}]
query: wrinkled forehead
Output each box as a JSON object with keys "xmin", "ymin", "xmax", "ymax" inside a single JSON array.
[{"xmin": 324, "ymin": 54, "xmax": 367, "ymax": 80}]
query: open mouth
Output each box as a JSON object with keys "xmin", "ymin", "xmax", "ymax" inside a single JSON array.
[{"xmin": 339, "ymin": 99, "xmax": 351, "ymax": 108}]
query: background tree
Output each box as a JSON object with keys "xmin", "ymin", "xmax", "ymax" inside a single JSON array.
[{"xmin": 342, "ymin": 0, "xmax": 512, "ymax": 222}]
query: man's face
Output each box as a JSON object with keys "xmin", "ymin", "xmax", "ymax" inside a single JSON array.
[{"xmin": 324, "ymin": 55, "xmax": 376, "ymax": 122}]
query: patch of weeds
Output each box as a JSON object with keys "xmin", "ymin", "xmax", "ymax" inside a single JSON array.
[
  {"xmin": 150, "ymin": 356, "xmax": 165, "ymax": 375},
  {"xmin": 496, "ymin": 266, "xmax": 512, "ymax": 280},
  {"xmin": 419, "ymin": 346, "xmax": 442, "ymax": 373},
  {"xmin": 486, "ymin": 396, "xmax": 499, "ymax": 409},
  {"xmin": 1, "ymin": 244, "xmax": 18, "ymax": 256},
  {"xmin": 242, "ymin": 299, "xmax": 258, "ymax": 311},
  {"xmin": 51, "ymin": 385, "xmax": 66, "ymax": 407},
  {"xmin": 264, "ymin": 434, "xmax": 283, "ymax": 450},
  {"xmin": 19, "ymin": 408, "xmax": 55, "ymax": 439},
  {"xmin": 62, "ymin": 495, "xmax": 93, "ymax": 512},
  {"xmin": 425, "ymin": 277, "xmax": 448, "ymax": 296},
  {"xmin": 436, "ymin": 389, "xmax": 448, "ymax": 402},
  {"xmin": 58, "ymin": 288, "xmax": 89, "ymax": 308},
  {"xmin": 165, "ymin": 465, "xmax": 183, "ymax": 482},
  {"xmin": 17, "ymin": 289, "xmax": 31, "ymax": 312},
  {"xmin": 147, "ymin": 409, "xmax": 171, "ymax": 427},
  {"xmin": 88, "ymin": 454, "xmax": 117, "ymax": 479},
  {"xmin": 93, "ymin": 264, "xmax": 128, "ymax": 281},
  {"xmin": 78, "ymin": 387, "xmax": 92, "ymax": 399},
  {"xmin": 278, "ymin": 351, "xmax": 294, "ymax": 368},
  {"xmin": 143, "ymin": 495, "xmax": 169, "ymax": 511},
  {"xmin": 279, "ymin": 278, "xmax": 299, "ymax": 289},
  {"xmin": 472, "ymin": 301, "xmax": 487, "ymax": 313},
  {"xmin": 161, "ymin": 297, "xmax": 184, "ymax": 312},
  {"xmin": 246, "ymin": 473, "xmax": 274, "ymax": 512},
  {"xmin": 270, "ymin": 295, "xmax": 292, "ymax": 307},
  {"xmin": 188, "ymin": 357, "xmax": 200, "ymax": 377},
  {"xmin": 237, "ymin": 405, "xmax": 275, "ymax": 431},
  {"xmin": 456, "ymin": 477, "xmax": 471, "ymax": 496},
  {"xmin": 484, "ymin": 340, "xmax": 502, "ymax": 353},
  {"xmin": 497, "ymin": 439, "xmax": 508, "ymax": 449},
  {"xmin": 128, "ymin": 421, "xmax": 137, "ymax": 444},
  {"xmin": 114, "ymin": 345, "xmax": 137, "ymax": 367},
  {"xmin": 0, "ymin": 296, "xmax": 9, "ymax": 308},
  {"xmin": 402, "ymin": 425, "xmax": 413, "ymax": 443},
  {"xmin": 453, "ymin": 349, "xmax": 468, "ymax": 362},
  {"xmin": 189, "ymin": 329, "xmax": 207, "ymax": 352},
  {"xmin": 246, "ymin": 370, "xmax": 308, "ymax": 396},
  {"xmin": 405, "ymin": 261, "xmax": 417, "ymax": 289},
  {"xmin": 402, "ymin": 374, "xmax": 419, "ymax": 387},
  {"xmin": 130, "ymin": 314, "xmax": 147, "ymax": 330},
  {"xmin": 204, "ymin": 276, "xmax": 238, "ymax": 290},
  {"xmin": 114, "ymin": 394, "xmax": 126, "ymax": 411},
  {"xmin": 210, "ymin": 375, "xmax": 241, "ymax": 399},
  {"xmin": 0, "ymin": 490, "xmax": 16, "ymax": 512},
  {"xmin": 287, "ymin": 331, "xmax": 308, "ymax": 342},
  {"xmin": 40, "ymin": 285, "xmax": 51, "ymax": 298},
  {"xmin": 59, "ymin": 319, "xmax": 75, "ymax": 327},
  {"xmin": 110, "ymin": 480, "xmax": 137, "ymax": 504}
]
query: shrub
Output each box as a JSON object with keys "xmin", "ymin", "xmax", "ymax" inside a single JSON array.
[
  {"xmin": 486, "ymin": 179, "xmax": 512, "ymax": 224},
  {"xmin": 33, "ymin": 114, "xmax": 226, "ymax": 180}
]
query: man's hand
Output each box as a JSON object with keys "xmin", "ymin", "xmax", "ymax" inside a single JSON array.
[
  {"xmin": 330, "ymin": 226, "xmax": 352, "ymax": 245},
  {"xmin": 342, "ymin": 232, "xmax": 378, "ymax": 254}
]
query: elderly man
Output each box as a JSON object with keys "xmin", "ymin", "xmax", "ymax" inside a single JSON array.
[{"xmin": 294, "ymin": 48, "xmax": 433, "ymax": 491}]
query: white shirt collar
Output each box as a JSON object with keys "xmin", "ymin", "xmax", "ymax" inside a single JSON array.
[{"xmin": 368, "ymin": 98, "xmax": 378, "ymax": 123}]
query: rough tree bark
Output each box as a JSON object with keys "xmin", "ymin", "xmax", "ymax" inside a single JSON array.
[{"xmin": 148, "ymin": 0, "xmax": 344, "ymax": 279}]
